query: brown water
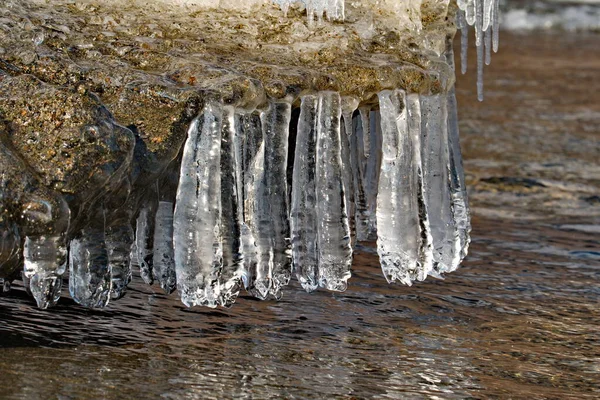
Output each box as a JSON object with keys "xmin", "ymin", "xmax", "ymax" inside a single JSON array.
[{"xmin": 0, "ymin": 32, "xmax": 599, "ymax": 399}]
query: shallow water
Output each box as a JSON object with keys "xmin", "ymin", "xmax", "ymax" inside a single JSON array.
[{"xmin": 1, "ymin": 31, "xmax": 599, "ymax": 399}]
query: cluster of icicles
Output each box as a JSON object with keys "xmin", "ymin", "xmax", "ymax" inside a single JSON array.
[
  {"xmin": 275, "ymin": 0, "xmax": 500, "ymax": 101},
  {"xmin": 20, "ymin": 87, "xmax": 471, "ymax": 309}
]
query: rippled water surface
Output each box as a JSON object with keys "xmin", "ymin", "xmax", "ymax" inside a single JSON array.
[{"xmin": 1, "ymin": 32, "xmax": 599, "ymax": 399}]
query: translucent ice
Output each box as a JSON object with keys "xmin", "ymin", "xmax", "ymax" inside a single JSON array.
[
  {"xmin": 315, "ymin": 92, "xmax": 352, "ymax": 291},
  {"xmin": 377, "ymin": 90, "xmax": 431, "ymax": 285},
  {"xmin": 153, "ymin": 201, "xmax": 177, "ymax": 294},
  {"xmin": 173, "ymin": 103, "xmax": 223, "ymax": 308},
  {"xmin": 420, "ymin": 94, "xmax": 461, "ymax": 274},
  {"xmin": 69, "ymin": 226, "xmax": 112, "ymax": 309},
  {"xmin": 290, "ymin": 95, "xmax": 319, "ymax": 292},
  {"xmin": 259, "ymin": 100, "xmax": 292, "ymax": 299}
]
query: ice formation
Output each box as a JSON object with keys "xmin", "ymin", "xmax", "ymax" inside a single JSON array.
[{"xmin": 0, "ymin": 0, "xmax": 496, "ymax": 309}]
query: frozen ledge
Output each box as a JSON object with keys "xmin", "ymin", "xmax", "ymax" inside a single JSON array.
[{"xmin": 0, "ymin": 0, "xmax": 484, "ymax": 309}]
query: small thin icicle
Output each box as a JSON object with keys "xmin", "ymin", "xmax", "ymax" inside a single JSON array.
[
  {"xmin": 290, "ymin": 95, "xmax": 319, "ymax": 292},
  {"xmin": 69, "ymin": 226, "xmax": 111, "ymax": 309},
  {"xmin": 341, "ymin": 97, "xmax": 359, "ymax": 246},
  {"xmin": 352, "ymin": 112, "xmax": 370, "ymax": 242},
  {"xmin": 152, "ymin": 201, "xmax": 176, "ymax": 294},
  {"xmin": 458, "ymin": 10, "xmax": 469, "ymax": 75},
  {"xmin": 135, "ymin": 195, "xmax": 158, "ymax": 285},
  {"xmin": 23, "ymin": 235, "xmax": 67, "ymax": 309},
  {"xmin": 359, "ymin": 106, "xmax": 371, "ymax": 159},
  {"xmin": 260, "ymin": 100, "xmax": 292, "ymax": 299},
  {"xmin": 483, "ymin": 0, "xmax": 493, "ymax": 31},
  {"xmin": 173, "ymin": 102, "xmax": 223, "ymax": 308},
  {"xmin": 492, "ymin": 0, "xmax": 500, "ymax": 53},
  {"xmin": 365, "ymin": 110, "xmax": 382, "ymax": 238},
  {"xmin": 315, "ymin": 92, "xmax": 352, "ymax": 291},
  {"xmin": 484, "ymin": 26, "xmax": 492, "ymax": 66},
  {"xmin": 420, "ymin": 94, "xmax": 461, "ymax": 275},
  {"xmin": 218, "ymin": 106, "xmax": 243, "ymax": 307},
  {"xmin": 475, "ymin": 0, "xmax": 485, "ymax": 101}
]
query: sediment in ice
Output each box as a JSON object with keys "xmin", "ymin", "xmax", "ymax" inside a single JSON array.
[{"xmin": 0, "ymin": 0, "xmax": 486, "ymax": 309}]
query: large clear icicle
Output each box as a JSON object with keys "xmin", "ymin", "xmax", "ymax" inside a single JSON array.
[
  {"xmin": 23, "ymin": 235, "xmax": 67, "ymax": 309},
  {"xmin": 106, "ymin": 219, "xmax": 134, "ymax": 300},
  {"xmin": 235, "ymin": 113, "xmax": 265, "ymax": 298},
  {"xmin": 152, "ymin": 201, "xmax": 176, "ymax": 294},
  {"xmin": 377, "ymin": 90, "xmax": 428, "ymax": 285},
  {"xmin": 290, "ymin": 95, "xmax": 319, "ymax": 292},
  {"xmin": 218, "ymin": 106, "xmax": 243, "ymax": 307},
  {"xmin": 173, "ymin": 103, "xmax": 223, "ymax": 308},
  {"xmin": 420, "ymin": 94, "xmax": 461, "ymax": 274},
  {"xmin": 134, "ymin": 196, "xmax": 158, "ymax": 285},
  {"xmin": 315, "ymin": 92, "xmax": 352, "ymax": 291},
  {"xmin": 259, "ymin": 100, "xmax": 292, "ymax": 299},
  {"xmin": 69, "ymin": 226, "xmax": 111, "ymax": 309}
]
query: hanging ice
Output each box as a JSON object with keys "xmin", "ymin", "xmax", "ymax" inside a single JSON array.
[
  {"xmin": 377, "ymin": 90, "xmax": 432, "ymax": 285},
  {"xmin": 173, "ymin": 102, "xmax": 223, "ymax": 308},
  {"xmin": 258, "ymin": 100, "xmax": 292, "ymax": 299},
  {"xmin": 152, "ymin": 201, "xmax": 176, "ymax": 294},
  {"xmin": 235, "ymin": 112, "xmax": 266, "ymax": 298},
  {"xmin": 290, "ymin": 95, "xmax": 319, "ymax": 292},
  {"xmin": 456, "ymin": 0, "xmax": 501, "ymax": 100},
  {"xmin": 218, "ymin": 106, "xmax": 243, "ymax": 307},
  {"xmin": 134, "ymin": 197, "xmax": 158, "ymax": 285},
  {"xmin": 315, "ymin": 92, "xmax": 352, "ymax": 291},
  {"xmin": 23, "ymin": 235, "xmax": 67, "ymax": 309},
  {"xmin": 69, "ymin": 226, "xmax": 112, "ymax": 309},
  {"xmin": 420, "ymin": 94, "xmax": 461, "ymax": 274}
]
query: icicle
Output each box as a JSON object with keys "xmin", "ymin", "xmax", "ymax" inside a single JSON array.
[
  {"xmin": 218, "ymin": 106, "xmax": 243, "ymax": 307},
  {"xmin": 339, "ymin": 113, "xmax": 355, "ymax": 247},
  {"xmin": 236, "ymin": 112, "xmax": 265, "ymax": 298},
  {"xmin": 106, "ymin": 220, "xmax": 134, "ymax": 300},
  {"xmin": 483, "ymin": 0, "xmax": 493, "ymax": 31},
  {"xmin": 445, "ymin": 44, "xmax": 472, "ymax": 264},
  {"xmin": 290, "ymin": 95, "xmax": 319, "ymax": 292},
  {"xmin": 341, "ymin": 97, "xmax": 359, "ymax": 245},
  {"xmin": 359, "ymin": 107, "xmax": 371, "ymax": 159},
  {"xmin": 259, "ymin": 100, "xmax": 292, "ymax": 299},
  {"xmin": 475, "ymin": 0, "xmax": 485, "ymax": 101},
  {"xmin": 69, "ymin": 226, "xmax": 111, "ymax": 309},
  {"xmin": 484, "ymin": 26, "xmax": 492, "ymax": 66},
  {"xmin": 152, "ymin": 201, "xmax": 176, "ymax": 294},
  {"xmin": 315, "ymin": 92, "xmax": 352, "ymax": 291},
  {"xmin": 492, "ymin": 0, "xmax": 500, "ymax": 53},
  {"xmin": 458, "ymin": 10, "xmax": 469, "ymax": 75},
  {"xmin": 420, "ymin": 94, "xmax": 461, "ymax": 274},
  {"xmin": 351, "ymin": 112, "xmax": 370, "ymax": 242},
  {"xmin": 407, "ymin": 94, "xmax": 434, "ymax": 277},
  {"xmin": 135, "ymin": 196, "xmax": 158, "ymax": 285},
  {"xmin": 173, "ymin": 102, "xmax": 223, "ymax": 308},
  {"xmin": 365, "ymin": 110, "xmax": 382, "ymax": 238},
  {"xmin": 23, "ymin": 235, "xmax": 67, "ymax": 309},
  {"xmin": 377, "ymin": 90, "xmax": 428, "ymax": 285}
]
